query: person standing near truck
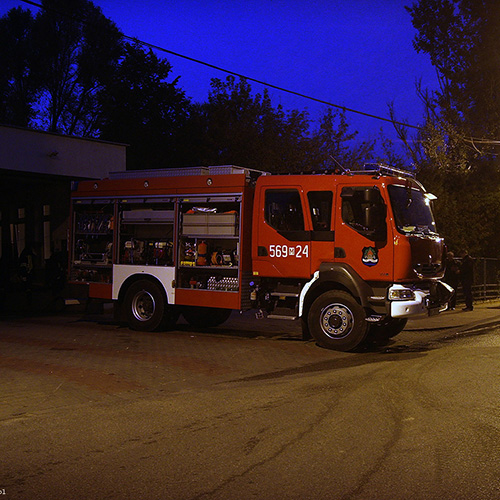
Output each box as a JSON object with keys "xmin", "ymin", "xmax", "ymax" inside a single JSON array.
[{"xmin": 460, "ymin": 250, "xmax": 474, "ymax": 311}]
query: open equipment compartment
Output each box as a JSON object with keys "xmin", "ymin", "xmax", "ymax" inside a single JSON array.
[
  {"xmin": 177, "ymin": 196, "xmax": 241, "ymax": 293},
  {"xmin": 70, "ymin": 199, "xmax": 115, "ymax": 284}
]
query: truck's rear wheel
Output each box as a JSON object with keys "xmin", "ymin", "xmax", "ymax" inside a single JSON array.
[
  {"xmin": 182, "ymin": 306, "xmax": 232, "ymax": 328},
  {"xmin": 308, "ymin": 291, "xmax": 368, "ymax": 351},
  {"xmin": 124, "ymin": 279, "xmax": 170, "ymax": 332}
]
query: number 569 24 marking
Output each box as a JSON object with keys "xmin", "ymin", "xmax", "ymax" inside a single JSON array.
[{"xmin": 269, "ymin": 244, "xmax": 309, "ymax": 258}]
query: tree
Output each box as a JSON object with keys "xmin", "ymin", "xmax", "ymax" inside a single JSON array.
[
  {"xmin": 408, "ymin": 0, "xmax": 500, "ymax": 141},
  {"xmin": 398, "ymin": 0, "xmax": 500, "ymax": 256},
  {"xmin": 99, "ymin": 42, "xmax": 191, "ymax": 170},
  {"xmin": 308, "ymin": 108, "xmax": 374, "ymax": 172},
  {"xmin": 32, "ymin": 0, "xmax": 123, "ymax": 135},
  {"xmin": 0, "ymin": 0, "xmax": 123, "ymax": 135},
  {"xmin": 0, "ymin": 7, "xmax": 38, "ymax": 126},
  {"xmin": 405, "ymin": 0, "xmax": 500, "ymax": 172},
  {"xmin": 189, "ymin": 76, "xmax": 375, "ymax": 174},
  {"xmin": 190, "ymin": 76, "xmax": 310, "ymax": 173}
]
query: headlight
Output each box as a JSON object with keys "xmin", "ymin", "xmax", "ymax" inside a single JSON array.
[{"xmin": 388, "ymin": 288, "xmax": 416, "ymax": 301}]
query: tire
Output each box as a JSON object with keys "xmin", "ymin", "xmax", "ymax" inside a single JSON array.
[
  {"xmin": 308, "ymin": 291, "xmax": 368, "ymax": 351},
  {"xmin": 123, "ymin": 279, "xmax": 169, "ymax": 332},
  {"xmin": 182, "ymin": 306, "xmax": 232, "ymax": 328},
  {"xmin": 369, "ymin": 317, "xmax": 407, "ymax": 340}
]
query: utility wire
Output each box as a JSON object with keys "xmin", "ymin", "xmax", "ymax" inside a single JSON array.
[
  {"xmin": 19, "ymin": 0, "xmax": 421, "ymax": 131},
  {"xmin": 122, "ymin": 36, "xmax": 423, "ymax": 131}
]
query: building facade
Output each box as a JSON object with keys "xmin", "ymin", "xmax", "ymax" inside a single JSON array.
[{"xmin": 0, "ymin": 124, "xmax": 126, "ymax": 290}]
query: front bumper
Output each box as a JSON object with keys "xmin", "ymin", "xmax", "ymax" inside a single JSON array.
[{"xmin": 389, "ymin": 281, "xmax": 454, "ymax": 319}]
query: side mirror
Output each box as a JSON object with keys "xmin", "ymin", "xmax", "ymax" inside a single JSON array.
[{"xmin": 364, "ymin": 205, "xmax": 387, "ymax": 241}]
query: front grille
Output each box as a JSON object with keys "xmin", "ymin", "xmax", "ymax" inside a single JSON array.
[{"xmin": 414, "ymin": 262, "xmax": 441, "ymax": 277}]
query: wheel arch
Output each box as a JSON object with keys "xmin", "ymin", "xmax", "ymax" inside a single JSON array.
[
  {"xmin": 117, "ymin": 273, "xmax": 169, "ymax": 305},
  {"xmin": 301, "ymin": 263, "xmax": 373, "ymax": 319}
]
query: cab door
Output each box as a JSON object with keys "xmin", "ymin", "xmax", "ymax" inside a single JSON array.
[
  {"xmin": 333, "ymin": 185, "xmax": 393, "ymax": 281},
  {"xmin": 253, "ymin": 187, "xmax": 311, "ymax": 278},
  {"xmin": 306, "ymin": 190, "xmax": 335, "ymax": 275}
]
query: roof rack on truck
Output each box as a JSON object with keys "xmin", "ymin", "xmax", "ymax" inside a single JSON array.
[
  {"xmin": 351, "ymin": 163, "xmax": 415, "ymax": 179},
  {"xmin": 108, "ymin": 165, "xmax": 269, "ymax": 182}
]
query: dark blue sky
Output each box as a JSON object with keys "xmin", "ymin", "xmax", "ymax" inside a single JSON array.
[{"xmin": 6, "ymin": 0, "xmax": 439, "ymax": 153}]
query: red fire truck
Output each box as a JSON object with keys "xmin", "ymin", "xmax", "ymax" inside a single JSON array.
[{"xmin": 69, "ymin": 164, "xmax": 452, "ymax": 351}]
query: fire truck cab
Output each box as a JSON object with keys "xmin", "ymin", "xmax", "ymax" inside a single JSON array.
[{"xmin": 69, "ymin": 165, "xmax": 452, "ymax": 351}]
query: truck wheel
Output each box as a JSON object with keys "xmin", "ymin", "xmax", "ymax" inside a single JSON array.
[
  {"xmin": 308, "ymin": 291, "xmax": 368, "ymax": 351},
  {"xmin": 182, "ymin": 306, "xmax": 232, "ymax": 328},
  {"xmin": 370, "ymin": 318, "xmax": 407, "ymax": 340},
  {"xmin": 124, "ymin": 279, "xmax": 169, "ymax": 332}
]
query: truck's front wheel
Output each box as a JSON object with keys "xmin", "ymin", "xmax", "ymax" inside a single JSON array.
[
  {"xmin": 308, "ymin": 291, "xmax": 368, "ymax": 351},
  {"xmin": 124, "ymin": 279, "xmax": 169, "ymax": 332}
]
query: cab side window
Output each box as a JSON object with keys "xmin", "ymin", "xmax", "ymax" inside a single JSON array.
[
  {"xmin": 308, "ymin": 191, "xmax": 332, "ymax": 231},
  {"xmin": 342, "ymin": 188, "xmax": 369, "ymax": 230},
  {"xmin": 265, "ymin": 190, "xmax": 304, "ymax": 232},
  {"xmin": 341, "ymin": 186, "xmax": 386, "ymax": 240}
]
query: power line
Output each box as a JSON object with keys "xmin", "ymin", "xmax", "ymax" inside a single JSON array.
[
  {"xmin": 19, "ymin": 0, "xmax": 422, "ymax": 131},
  {"xmin": 124, "ymin": 37, "xmax": 423, "ymax": 131}
]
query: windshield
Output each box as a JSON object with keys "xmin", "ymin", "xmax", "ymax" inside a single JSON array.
[{"xmin": 388, "ymin": 185, "xmax": 437, "ymax": 235}]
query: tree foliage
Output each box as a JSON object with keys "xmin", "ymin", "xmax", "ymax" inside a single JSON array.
[
  {"xmin": 0, "ymin": 0, "xmax": 123, "ymax": 135},
  {"xmin": 188, "ymin": 76, "xmax": 311, "ymax": 173},
  {"xmin": 409, "ymin": 0, "xmax": 500, "ymax": 139},
  {"xmin": 308, "ymin": 108, "xmax": 374, "ymax": 172},
  {"xmin": 33, "ymin": 0, "xmax": 123, "ymax": 135},
  {"xmin": 0, "ymin": 7, "xmax": 38, "ymax": 126},
  {"xmin": 99, "ymin": 43, "xmax": 191, "ymax": 170},
  {"xmin": 187, "ymin": 76, "xmax": 374, "ymax": 174},
  {"xmin": 402, "ymin": 0, "xmax": 500, "ymax": 256}
]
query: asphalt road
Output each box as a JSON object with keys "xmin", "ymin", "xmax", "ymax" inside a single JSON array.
[{"xmin": 2, "ymin": 307, "xmax": 500, "ymax": 499}]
